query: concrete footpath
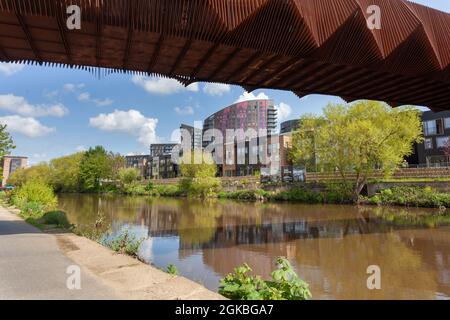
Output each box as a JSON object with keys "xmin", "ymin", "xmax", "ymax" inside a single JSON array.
[{"xmin": 0, "ymin": 206, "xmax": 224, "ymax": 300}]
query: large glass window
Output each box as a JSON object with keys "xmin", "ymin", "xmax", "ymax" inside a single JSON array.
[
  {"xmin": 424, "ymin": 119, "xmax": 444, "ymax": 136},
  {"xmin": 436, "ymin": 136, "xmax": 450, "ymax": 148}
]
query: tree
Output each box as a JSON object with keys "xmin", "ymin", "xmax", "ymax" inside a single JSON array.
[
  {"xmin": 50, "ymin": 152, "xmax": 84, "ymax": 192},
  {"xmin": 179, "ymin": 151, "xmax": 221, "ymax": 198},
  {"xmin": 0, "ymin": 124, "xmax": 15, "ymax": 180},
  {"xmin": 291, "ymin": 101, "xmax": 423, "ymax": 202},
  {"xmin": 8, "ymin": 163, "xmax": 52, "ymax": 187},
  {"xmin": 79, "ymin": 146, "xmax": 112, "ymax": 192},
  {"xmin": 118, "ymin": 167, "xmax": 140, "ymax": 186}
]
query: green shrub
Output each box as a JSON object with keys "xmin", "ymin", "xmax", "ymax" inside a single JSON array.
[
  {"xmin": 145, "ymin": 181, "xmax": 155, "ymax": 191},
  {"xmin": 40, "ymin": 211, "xmax": 71, "ymax": 228},
  {"xmin": 122, "ymin": 182, "xmax": 146, "ymax": 195},
  {"xmin": 166, "ymin": 264, "xmax": 179, "ymax": 276},
  {"xmin": 367, "ymin": 186, "xmax": 450, "ymax": 208},
  {"xmin": 219, "ymin": 257, "xmax": 311, "ymax": 300},
  {"xmin": 101, "ymin": 229, "xmax": 145, "ymax": 257},
  {"xmin": 11, "ymin": 181, "xmax": 57, "ymax": 213}
]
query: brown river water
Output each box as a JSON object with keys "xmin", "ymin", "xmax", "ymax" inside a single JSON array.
[{"xmin": 58, "ymin": 193, "xmax": 450, "ymax": 300}]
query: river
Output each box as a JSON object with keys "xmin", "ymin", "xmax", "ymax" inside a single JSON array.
[{"xmin": 58, "ymin": 193, "xmax": 450, "ymax": 300}]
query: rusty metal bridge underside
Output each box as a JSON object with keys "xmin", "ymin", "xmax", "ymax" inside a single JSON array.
[{"xmin": 1, "ymin": 0, "xmax": 450, "ymax": 110}]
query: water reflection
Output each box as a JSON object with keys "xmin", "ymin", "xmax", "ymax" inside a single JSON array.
[{"xmin": 58, "ymin": 194, "xmax": 450, "ymax": 300}]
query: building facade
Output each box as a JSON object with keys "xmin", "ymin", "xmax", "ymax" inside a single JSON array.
[
  {"xmin": 408, "ymin": 110, "xmax": 450, "ymax": 166},
  {"xmin": 1, "ymin": 156, "xmax": 28, "ymax": 186},
  {"xmin": 125, "ymin": 155, "xmax": 150, "ymax": 179},
  {"xmin": 150, "ymin": 144, "xmax": 179, "ymax": 157},
  {"xmin": 148, "ymin": 143, "xmax": 180, "ymax": 180},
  {"xmin": 280, "ymin": 120, "xmax": 301, "ymax": 135},
  {"xmin": 180, "ymin": 124, "xmax": 202, "ymax": 151},
  {"xmin": 203, "ymin": 99, "xmax": 277, "ymax": 138}
]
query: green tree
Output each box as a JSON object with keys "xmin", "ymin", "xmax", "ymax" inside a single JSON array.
[
  {"xmin": 8, "ymin": 163, "xmax": 52, "ymax": 187},
  {"xmin": 291, "ymin": 101, "xmax": 423, "ymax": 201},
  {"xmin": 109, "ymin": 153, "xmax": 126, "ymax": 181},
  {"xmin": 118, "ymin": 167, "xmax": 140, "ymax": 186},
  {"xmin": 50, "ymin": 152, "xmax": 84, "ymax": 192},
  {"xmin": 0, "ymin": 124, "xmax": 15, "ymax": 180},
  {"xmin": 79, "ymin": 146, "xmax": 112, "ymax": 192},
  {"xmin": 179, "ymin": 151, "xmax": 221, "ymax": 198}
]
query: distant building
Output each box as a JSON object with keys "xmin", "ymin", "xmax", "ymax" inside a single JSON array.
[
  {"xmin": 203, "ymin": 99, "xmax": 277, "ymax": 176},
  {"xmin": 1, "ymin": 156, "xmax": 28, "ymax": 186},
  {"xmin": 180, "ymin": 124, "xmax": 202, "ymax": 151},
  {"xmin": 408, "ymin": 110, "xmax": 450, "ymax": 166},
  {"xmin": 203, "ymin": 99, "xmax": 277, "ymax": 138},
  {"xmin": 148, "ymin": 143, "xmax": 180, "ymax": 180},
  {"xmin": 150, "ymin": 144, "xmax": 179, "ymax": 157},
  {"xmin": 125, "ymin": 155, "xmax": 150, "ymax": 179},
  {"xmin": 223, "ymin": 135, "xmax": 293, "ymax": 177},
  {"xmin": 280, "ymin": 120, "xmax": 301, "ymax": 135}
]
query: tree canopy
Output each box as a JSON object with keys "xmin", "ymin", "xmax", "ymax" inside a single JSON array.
[{"xmin": 291, "ymin": 101, "xmax": 423, "ymax": 200}]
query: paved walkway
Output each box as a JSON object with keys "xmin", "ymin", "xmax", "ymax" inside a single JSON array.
[
  {"xmin": 0, "ymin": 206, "xmax": 118, "ymax": 299},
  {"xmin": 0, "ymin": 206, "xmax": 224, "ymax": 300}
]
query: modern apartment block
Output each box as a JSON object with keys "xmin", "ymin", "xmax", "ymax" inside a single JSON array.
[
  {"xmin": 180, "ymin": 124, "xmax": 202, "ymax": 151},
  {"xmin": 125, "ymin": 155, "xmax": 150, "ymax": 179},
  {"xmin": 408, "ymin": 110, "xmax": 450, "ymax": 166},
  {"xmin": 1, "ymin": 156, "xmax": 28, "ymax": 186},
  {"xmin": 203, "ymin": 99, "xmax": 277, "ymax": 139},
  {"xmin": 150, "ymin": 144, "xmax": 179, "ymax": 157},
  {"xmin": 280, "ymin": 120, "xmax": 301, "ymax": 135},
  {"xmin": 148, "ymin": 143, "xmax": 180, "ymax": 180}
]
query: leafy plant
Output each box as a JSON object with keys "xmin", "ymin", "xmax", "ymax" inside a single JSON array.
[
  {"xmin": 219, "ymin": 257, "xmax": 311, "ymax": 300},
  {"xmin": 166, "ymin": 264, "xmax": 179, "ymax": 276},
  {"xmin": 11, "ymin": 180, "xmax": 57, "ymax": 212},
  {"xmin": 102, "ymin": 229, "xmax": 145, "ymax": 258}
]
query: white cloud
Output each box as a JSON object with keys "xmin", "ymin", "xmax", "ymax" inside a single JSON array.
[
  {"xmin": 203, "ymin": 83, "xmax": 231, "ymax": 96},
  {"xmin": 77, "ymin": 91, "xmax": 114, "ymax": 107},
  {"xmin": 0, "ymin": 63, "xmax": 25, "ymax": 76},
  {"xmin": 235, "ymin": 91, "xmax": 270, "ymax": 103},
  {"xmin": 0, "ymin": 94, "xmax": 69, "ymax": 117},
  {"xmin": 63, "ymin": 83, "xmax": 85, "ymax": 92},
  {"xmin": 174, "ymin": 106, "xmax": 194, "ymax": 116},
  {"xmin": 132, "ymin": 75, "xmax": 199, "ymax": 95},
  {"xmin": 93, "ymin": 98, "xmax": 114, "ymax": 107},
  {"xmin": 78, "ymin": 92, "xmax": 91, "ymax": 101},
  {"xmin": 75, "ymin": 145, "xmax": 87, "ymax": 152},
  {"xmin": 89, "ymin": 109, "xmax": 159, "ymax": 145},
  {"xmin": 276, "ymin": 102, "xmax": 292, "ymax": 122},
  {"xmin": 0, "ymin": 115, "xmax": 54, "ymax": 138}
]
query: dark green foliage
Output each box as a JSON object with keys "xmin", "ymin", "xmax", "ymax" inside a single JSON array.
[
  {"xmin": 40, "ymin": 211, "xmax": 71, "ymax": 228},
  {"xmin": 219, "ymin": 257, "xmax": 311, "ymax": 300},
  {"xmin": 79, "ymin": 146, "xmax": 112, "ymax": 192},
  {"xmin": 366, "ymin": 186, "xmax": 450, "ymax": 208}
]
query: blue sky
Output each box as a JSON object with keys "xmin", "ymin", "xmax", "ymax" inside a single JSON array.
[{"xmin": 0, "ymin": 0, "xmax": 447, "ymax": 165}]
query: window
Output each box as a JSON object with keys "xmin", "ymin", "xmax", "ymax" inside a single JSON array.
[
  {"xmin": 424, "ymin": 119, "xmax": 444, "ymax": 136},
  {"xmin": 424, "ymin": 138, "xmax": 433, "ymax": 150},
  {"xmin": 436, "ymin": 136, "xmax": 450, "ymax": 148},
  {"xmin": 445, "ymin": 118, "xmax": 450, "ymax": 129}
]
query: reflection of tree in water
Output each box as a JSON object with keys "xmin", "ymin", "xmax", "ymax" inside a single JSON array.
[{"xmin": 177, "ymin": 200, "xmax": 222, "ymax": 247}]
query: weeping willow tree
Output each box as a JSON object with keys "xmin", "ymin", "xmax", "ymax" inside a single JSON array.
[{"xmin": 291, "ymin": 101, "xmax": 423, "ymax": 202}]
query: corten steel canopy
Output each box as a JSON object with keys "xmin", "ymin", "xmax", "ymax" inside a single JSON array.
[{"xmin": 1, "ymin": 0, "xmax": 450, "ymax": 110}]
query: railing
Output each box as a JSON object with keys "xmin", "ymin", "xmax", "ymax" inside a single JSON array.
[{"xmin": 306, "ymin": 167, "xmax": 450, "ymax": 182}]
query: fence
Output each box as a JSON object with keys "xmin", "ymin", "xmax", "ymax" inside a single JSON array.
[{"xmin": 305, "ymin": 167, "xmax": 450, "ymax": 182}]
